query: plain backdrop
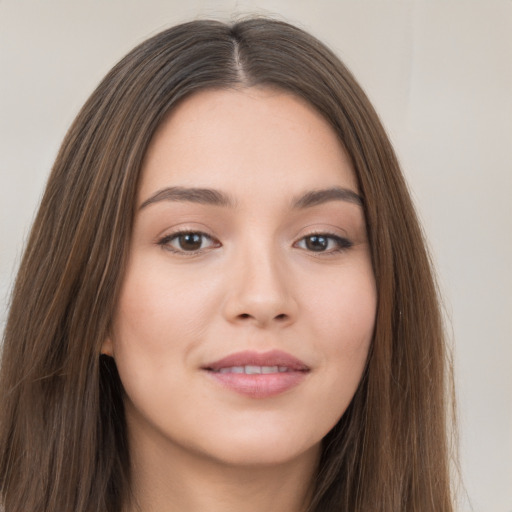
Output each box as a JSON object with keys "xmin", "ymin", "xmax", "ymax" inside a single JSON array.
[{"xmin": 0, "ymin": 1, "xmax": 511, "ymax": 510}]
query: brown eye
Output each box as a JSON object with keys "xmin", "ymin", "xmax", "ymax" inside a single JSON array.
[
  {"xmin": 305, "ymin": 235, "xmax": 329, "ymax": 252},
  {"xmin": 295, "ymin": 234, "xmax": 353, "ymax": 253},
  {"xmin": 177, "ymin": 233, "xmax": 203, "ymax": 251},
  {"xmin": 159, "ymin": 231, "xmax": 219, "ymax": 253}
]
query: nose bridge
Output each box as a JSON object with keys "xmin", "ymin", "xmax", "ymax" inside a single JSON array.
[
  {"xmin": 241, "ymin": 241, "xmax": 284, "ymax": 296},
  {"xmin": 223, "ymin": 233, "xmax": 296, "ymax": 326}
]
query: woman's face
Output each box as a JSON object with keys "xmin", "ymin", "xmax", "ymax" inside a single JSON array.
[{"xmin": 104, "ymin": 88, "xmax": 376, "ymax": 468}]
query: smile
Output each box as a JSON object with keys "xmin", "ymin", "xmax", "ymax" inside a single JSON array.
[
  {"xmin": 203, "ymin": 350, "xmax": 310, "ymax": 398},
  {"xmin": 214, "ymin": 365, "xmax": 293, "ymax": 374}
]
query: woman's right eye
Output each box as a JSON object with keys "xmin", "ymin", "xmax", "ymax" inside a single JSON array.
[{"xmin": 158, "ymin": 231, "xmax": 220, "ymax": 254}]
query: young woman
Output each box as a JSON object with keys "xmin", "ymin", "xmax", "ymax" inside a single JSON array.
[{"xmin": 0, "ymin": 18, "xmax": 454, "ymax": 512}]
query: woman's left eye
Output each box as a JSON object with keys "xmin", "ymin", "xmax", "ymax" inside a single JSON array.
[
  {"xmin": 158, "ymin": 231, "xmax": 219, "ymax": 253},
  {"xmin": 294, "ymin": 234, "xmax": 353, "ymax": 253}
]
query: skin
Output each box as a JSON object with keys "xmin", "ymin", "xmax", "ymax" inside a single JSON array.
[{"xmin": 103, "ymin": 88, "xmax": 376, "ymax": 512}]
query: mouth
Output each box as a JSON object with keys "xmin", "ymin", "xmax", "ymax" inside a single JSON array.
[
  {"xmin": 211, "ymin": 365, "xmax": 296, "ymax": 374},
  {"xmin": 202, "ymin": 350, "xmax": 310, "ymax": 398}
]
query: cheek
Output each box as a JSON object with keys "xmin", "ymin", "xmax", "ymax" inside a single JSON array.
[
  {"xmin": 113, "ymin": 260, "xmax": 220, "ymax": 352},
  {"xmin": 109, "ymin": 261, "xmax": 216, "ymax": 420},
  {"xmin": 303, "ymin": 260, "xmax": 376, "ymax": 410},
  {"xmin": 309, "ymin": 261, "xmax": 376, "ymax": 350}
]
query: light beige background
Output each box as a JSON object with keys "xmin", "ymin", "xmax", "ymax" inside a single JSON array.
[{"xmin": 0, "ymin": 1, "xmax": 511, "ymax": 510}]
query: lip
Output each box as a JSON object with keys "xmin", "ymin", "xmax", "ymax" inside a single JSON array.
[
  {"xmin": 204, "ymin": 350, "xmax": 309, "ymax": 372},
  {"xmin": 202, "ymin": 350, "xmax": 310, "ymax": 399}
]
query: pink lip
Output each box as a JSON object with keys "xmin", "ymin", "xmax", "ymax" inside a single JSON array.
[
  {"xmin": 204, "ymin": 350, "xmax": 309, "ymax": 371},
  {"xmin": 202, "ymin": 350, "xmax": 310, "ymax": 399}
]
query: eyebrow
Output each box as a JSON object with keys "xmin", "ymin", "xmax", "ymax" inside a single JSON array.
[
  {"xmin": 139, "ymin": 185, "xmax": 363, "ymax": 210},
  {"xmin": 292, "ymin": 187, "xmax": 363, "ymax": 208},
  {"xmin": 139, "ymin": 186, "xmax": 236, "ymax": 210}
]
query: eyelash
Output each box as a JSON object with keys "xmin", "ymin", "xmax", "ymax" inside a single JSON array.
[
  {"xmin": 157, "ymin": 230, "xmax": 220, "ymax": 255},
  {"xmin": 157, "ymin": 230, "xmax": 353, "ymax": 256},
  {"xmin": 293, "ymin": 232, "xmax": 353, "ymax": 254}
]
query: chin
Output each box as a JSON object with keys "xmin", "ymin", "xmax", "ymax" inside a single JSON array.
[
  {"xmin": 185, "ymin": 427, "xmax": 322, "ymax": 468},
  {"xmin": 207, "ymin": 444, "xmax": 319, "ymax": 469}
]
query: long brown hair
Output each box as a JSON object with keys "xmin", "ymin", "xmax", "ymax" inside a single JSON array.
[{"xmin": 0, "ymin": 18, "xmax": 454, "ymax": 511}]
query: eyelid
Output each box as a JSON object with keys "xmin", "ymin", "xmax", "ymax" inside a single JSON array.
[
  {"xmin": 293, "ymin": 231, "xmax": 353, "ymax": 254},
  {"xmin": 157, "ymin": 229, "xmax": 221, "ymax": 255}
]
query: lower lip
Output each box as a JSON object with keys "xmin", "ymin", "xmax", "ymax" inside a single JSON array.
[{"xmin": 205, "ymin": 371, "xmax": 308, "ymax": 398}]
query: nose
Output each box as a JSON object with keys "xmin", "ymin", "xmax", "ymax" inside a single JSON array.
[{"xmin": 222, "ymin": 245, "xmax": 298, "ymax": 328}]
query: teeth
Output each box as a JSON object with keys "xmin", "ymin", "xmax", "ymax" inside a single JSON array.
[
  {"xmin": 219, "ymin": 366, "xmax": 244, "ymax": 374},
  {"xmin": 216, "ymin": 365, "xmax": 289, "ymax": 374}
]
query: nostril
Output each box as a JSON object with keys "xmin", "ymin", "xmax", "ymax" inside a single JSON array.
[{"xmin": 234, "ymin": 312, "xmax": 290, "ymax": 323}]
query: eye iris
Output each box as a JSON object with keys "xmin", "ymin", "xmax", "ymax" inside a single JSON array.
[
  {"xmin": 305, "ymin": 235, "xmax": 328, "ymax": 251},
  {"xmin": 179, "ymin": 233, "xmax": 202, "ymax": 251}
]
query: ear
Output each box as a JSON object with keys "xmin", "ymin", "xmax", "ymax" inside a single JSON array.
[{"xmin": 101, "ymin": 337, "xmax": 114, "ymax": 357}]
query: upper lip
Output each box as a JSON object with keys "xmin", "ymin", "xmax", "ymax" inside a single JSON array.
[{"xmin": 203, "ymin": 350, "xmax": 310, "ymax": 372}]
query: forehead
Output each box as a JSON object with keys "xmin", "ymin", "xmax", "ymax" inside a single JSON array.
[{"xmin": 138, "ymin": 87, "xmax": 358, "ymax": 205}]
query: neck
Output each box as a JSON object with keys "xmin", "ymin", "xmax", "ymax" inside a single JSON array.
[{"xmin": 124, "ymin": 426, "xmax": 320, "ymax": 512}]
